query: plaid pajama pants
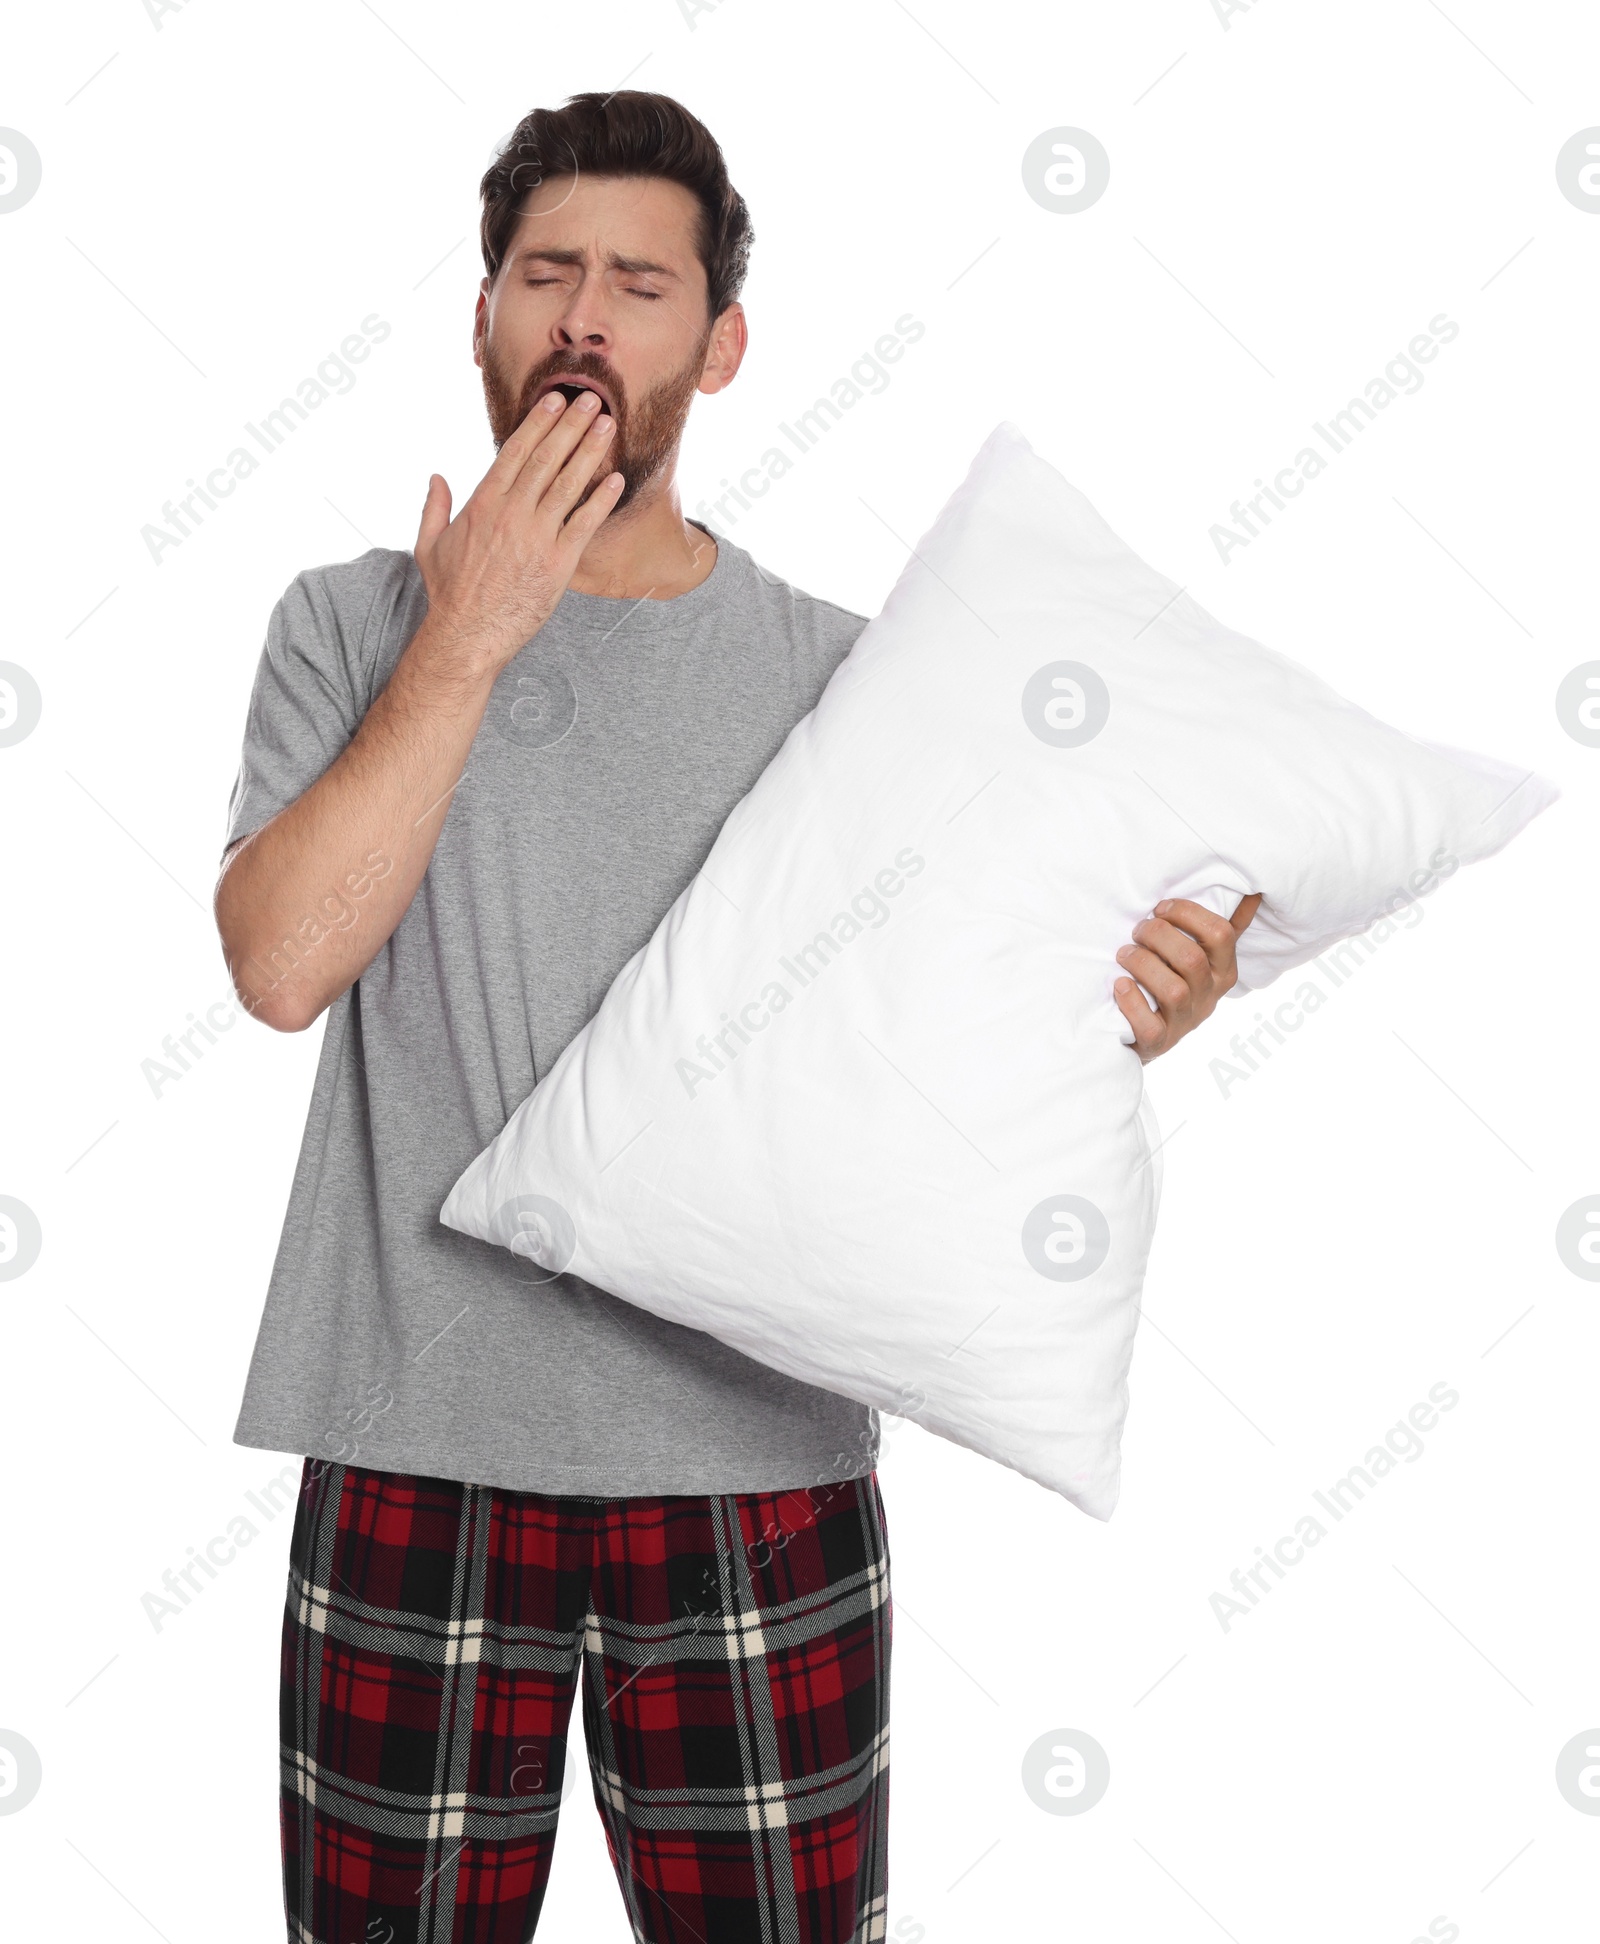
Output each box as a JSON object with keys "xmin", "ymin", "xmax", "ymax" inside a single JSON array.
[{"xmin": 279, "ymin": 1459, "xmax": 891, "ymax": 1944}]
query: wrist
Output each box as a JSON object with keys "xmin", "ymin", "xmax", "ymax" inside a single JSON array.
[{"xmin": 405, "ymin": 612, "xmax": 527, "ymax": 689}]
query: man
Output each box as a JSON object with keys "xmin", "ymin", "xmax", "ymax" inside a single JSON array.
[{"xmin": 216, "ymin": 90, "xmax": 1258, "ymax": 1944}]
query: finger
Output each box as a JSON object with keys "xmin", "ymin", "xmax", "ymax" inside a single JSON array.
[
  {"xmin": 1152, "ymin": 897, "xmax": 1236, "ymax": 954},
  {"xmin": 561, "ymin": 469, "xmax": 626, "ymax": 547},
  {"xmin": 415, "ymin": 473, "xmax": 452, "ymax": 557},
  {"xmin": 1114, "ymin": 976, "xmax": 1166, "ymax": 1054},
  {"xmin": 542, "ymin": 411, "xmax": 618, "ymax": 521},
  {"xmin": 1230, "ymin": 891, "xmax": 1264, "ymax": 933},
  {"xmin": 1130, "ymin": 915, "xmax": 1214, "ymax": 985},
  {"xmin": 484, "ymin": 389, "xmax": 570, "ymax": 494},
  {"xmin": 1145, "ymin": 903, "xmax": 1240, "ymax": 984},
  {"xmin": 507, "ymin": 389, "xmax": 607, "ymax": 506},
  {"xmin": 1115, "ymin": 943, "xmax": 1192, "ymax": 1016}
]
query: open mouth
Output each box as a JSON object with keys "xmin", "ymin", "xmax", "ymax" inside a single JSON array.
[{"xmin": 543, "ymin": 379, "xmax": 612, "ymax": 416}]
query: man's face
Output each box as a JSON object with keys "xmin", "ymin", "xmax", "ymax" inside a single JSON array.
[{"xmin": 476, "ymin": 172, "xmax": 737, "ymax": 513}]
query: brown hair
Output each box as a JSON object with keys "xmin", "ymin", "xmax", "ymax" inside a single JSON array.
[{"xmin": 479, "ymin": 92, "xmax": 753, "ymax": 319}]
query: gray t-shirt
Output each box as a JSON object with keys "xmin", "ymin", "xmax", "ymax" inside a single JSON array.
[{"xmin": 223, "ymin": 529, "xmax": 879, "ymax": 1495}]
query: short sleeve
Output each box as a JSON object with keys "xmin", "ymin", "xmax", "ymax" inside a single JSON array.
[{"xmin": 221, "ymin": 562, "xmax": 386, "ymax": 860}]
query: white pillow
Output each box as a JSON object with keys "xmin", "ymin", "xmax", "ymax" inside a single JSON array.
[{"xmin": 439, "ymin": 424, "xmax": 1555, "ymax": 1518}]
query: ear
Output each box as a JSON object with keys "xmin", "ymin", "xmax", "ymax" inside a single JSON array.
[
  {"xmin": 472, "ymin": 279, "xmax": 491, "ymax": 370},
  {"xmin": 697, "ymin": 302, "xmax": 748, "ymax": 398}
]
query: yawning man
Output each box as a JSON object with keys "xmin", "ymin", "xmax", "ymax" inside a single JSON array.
[{"xmin": 215, "ymin": 89, "xmax": 1259, "ymax": 1944}]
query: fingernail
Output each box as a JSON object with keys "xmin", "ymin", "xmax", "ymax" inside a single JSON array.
[
  {"xmin": 597, "ymin": 416, "xmax": 614, "ymax": 434},
  {"xmin": 1155, "ymin": 900, "xmax": 1173, "ymax": 914},
  {"xmin": 577, "ymin": 390, "xmax": 600, "ymax": 410},
  {"xmin": 542, "ymin": 392, "xmax": 564, "ymax": 412}
]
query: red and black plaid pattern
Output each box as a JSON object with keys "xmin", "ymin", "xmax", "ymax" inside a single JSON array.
[{"xmin": 280, "ymin": 1460, "xmax": 890, "ymax": 1943}]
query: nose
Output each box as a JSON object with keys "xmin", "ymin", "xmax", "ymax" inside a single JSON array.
[{"xmin": 553, "ymin": 290, "xmax": 610, "ymax": 356}]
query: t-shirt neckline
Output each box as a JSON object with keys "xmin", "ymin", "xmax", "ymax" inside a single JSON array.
[{"xmin": 549, "ymin": 520, "xmax": 732, "ymax": 633}]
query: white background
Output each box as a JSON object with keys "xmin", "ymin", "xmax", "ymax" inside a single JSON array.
[{"xmin": 2, "ymin": 0, "xmax": 1597, "ymax": 1938}]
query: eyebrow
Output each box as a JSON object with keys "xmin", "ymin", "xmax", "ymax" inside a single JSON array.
[{"xmin": 512, "ymin": 245, "xmax": 682, "ymax": 280}]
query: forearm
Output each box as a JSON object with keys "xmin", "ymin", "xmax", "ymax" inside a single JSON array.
[{"xmin": 215, "ymin": 618, "xmax": 502, "ymax": 1031}]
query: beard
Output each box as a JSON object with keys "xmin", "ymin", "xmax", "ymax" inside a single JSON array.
[{"xmin": 481, "ymin": 334, "xmax": 707, "ymax": 516}]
